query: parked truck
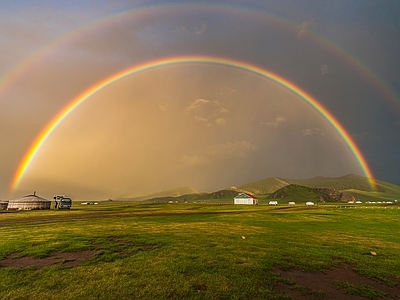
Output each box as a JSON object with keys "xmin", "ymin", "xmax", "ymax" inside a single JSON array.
[{"xmin": 54, "ymin": 195, "xmax": 72, "ymax": 209}]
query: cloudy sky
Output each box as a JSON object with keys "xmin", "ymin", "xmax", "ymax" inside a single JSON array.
[{"xmin": 1, "ymin": 0, "xmax": 399, "ymax": 199}]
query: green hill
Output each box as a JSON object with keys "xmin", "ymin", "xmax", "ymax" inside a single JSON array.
[
  {"xmin": 235, "ymin": 177, "xmax": 289, "ymax": 195},
  {"xmin": 283, "ymin": 174, "xmax": 373, "ymax": 191},
  {"xmin": 119, "ymin": 186, "xmax": 201, "ymax": 201},
  {"xmin": 373, "ymin": 179, "xmax": 400, "ymax": 194},
  {"xmin": 270, "ymin": 184, "xmax": 357, "ymax": 203},
  {"xmin": 118, "ymin": 174, "xmax": 400, "ymax": 202},
  {"xmin": 269, "ymin": 184, "xmax": 320, "ymax": 203}
]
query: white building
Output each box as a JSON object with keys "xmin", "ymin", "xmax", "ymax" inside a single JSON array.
[
  {"xmin": 269, "ymin": 201, "xmax": 278, "ymax": 205},
  {"xmin": 234, "ymin": 193, "xmax": 258, "ymax": 205},
  {"xmin": 306, "ymin": 202, "xmax": 315, "ymax": 206}
]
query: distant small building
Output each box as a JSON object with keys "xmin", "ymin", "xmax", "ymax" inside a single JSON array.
[
  {"xmin": 288, "ymin": 202, "xmax": 296, "ymax": 205},
  {"xmin": 0, "ymin": 201, "xmax": 8, "ymax": 210},
  {"xmin": 269, "ymin": 201, "xmax": 278, "ymax": 205},
  {"xmin": 234, "ymin": 193, "xmax": 258, "ymax": 205},
  {"xmin": 7, "ymin": 192, "xmax": 51, "ymax": 210},
  {"xmin": 306, "ymin": 202, "xmax": 315, "ymax": 206}
]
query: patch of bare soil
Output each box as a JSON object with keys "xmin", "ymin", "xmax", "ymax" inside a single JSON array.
[
  {"xmin": 0, "ymin": 250, "xmax": 96, "ymax": 269},
  {"xmin": 273, "ymin": 263, "xmax": 400, "ymax": 300}
]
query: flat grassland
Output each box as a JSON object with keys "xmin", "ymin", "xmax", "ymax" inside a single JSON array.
[{"xmin": 1, "ymin": 202, "xmax": 399, "ymax": 299}]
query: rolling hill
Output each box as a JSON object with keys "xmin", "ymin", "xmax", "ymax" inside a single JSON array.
[
  {"xmin": 118, "ymin": 174, "xmax": 400, "ymax": 202},
  {"xmin": 119, "ymin": 186, "xmax": 202, "ymax": 201},
  {"xmin": 270, "ymin": 184, "xmax": 357, "ymax": 203}
]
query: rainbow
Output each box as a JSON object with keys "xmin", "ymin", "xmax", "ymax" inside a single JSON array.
[{"xmin": 10, "ymin": 55, "xmax": 377, "ymax": 192}]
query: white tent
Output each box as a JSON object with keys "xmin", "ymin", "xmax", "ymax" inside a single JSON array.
[
  {"xmin": 7, "ymin": 193, "xmax": 51, "ymax": 210},
  {"xmin": 234, "ymin": 193, "xmax": 258, "ymax": 205}
]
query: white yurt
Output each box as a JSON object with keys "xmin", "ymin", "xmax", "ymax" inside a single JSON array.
[{"xmin": 7, "ymin": 192, "xmax": 51, "ymax": 210}]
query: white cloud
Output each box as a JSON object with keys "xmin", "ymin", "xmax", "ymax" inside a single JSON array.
[
  {"xmin": 196, "ymin": 23, "xmax": 207, "ymax": 35},
  {"xmin": 260, "ymin": 115, "xmax": 287, "ymax": 127},
  {"xmin": 158, "ymin": 105, "xmax": 168, "ymax": 111},
  {"xmin": 184, "ymin": 98, "xmax": 211, "ymax": 113},
  {"xmin": 215, "ymin": 118, "xmax": 227, "ymax": 126},
  {"xmin": 301, "ymin": 128, "xmax": 324, "ymax": 136},
  {"xmin": 296, "ymin": 18, "xmax": 313, "ymax": 39},
  {"xmin": 320, "ymin": 64, "xmax": 328, "ymax": 76},
  {"xmin": 195, "ymin": 115, "xmax": 208, "ymax": 122},
  {"xmin": 175, "ymin": 25, "xmax": 189, "ymax": 34},
  {"xmin": 185, "ymin": 98, "xmax": 230, "ymax": 126},
  {"xmin": 220, "ymin": 107, "xmax": 229, "ymax": 113},
  {"xmin": 176, "ymin": 23, "xmax": 206, "ymax": 35}
]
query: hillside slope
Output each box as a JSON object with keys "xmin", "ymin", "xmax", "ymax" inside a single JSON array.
[
  {"xmin": 270, "ymin": 184, "xmax": 356, "ymax": 203},
  {"xmin": 283, "ymin": 174, "xmax": 374, "ymax": 191},
  {"xmin": 118, "ymin": 174, "xmax": 400, "ymax": 201},
  {"xmin": 119, "ymin": 186, "xmax": 201, "ymax": 201},
  {"xmin": 235, "ymin": 177, "xmax": 289, "ymax": 194}
]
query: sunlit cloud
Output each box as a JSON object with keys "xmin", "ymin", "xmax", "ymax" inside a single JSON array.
[
  {"xmin": 176, "ymin": 24, "xmax": 189, "ymax": 34},
  {"xmin": 215, "ymin": 118, "xmax": 227, "ymax": 126},
  {"xmin": 301, "ymin": 128, "xmax": 324, "ymax": 136},
  {"xmin": 296, "ymin": 18, "xmax": 313, "ymax": 39},
  {"xmin": 320, "ymin": 64, "xmax": 328, "ymax": 76},
  {"xmin": 260, "ymin": 115, "xmax": 287, "ymax": 127},
  {"xmin": 175, "ymin": 22, "xmax": 206, "ymax": 35},
  {"xmin": 196, "ymin": 23, "xmax": 207, "ymax": 35},
  {"xmin": 185, "ymin": 98, "xmax": 229, "ymax": 126},
  {"xmin": 184, "ymin": 98, "xmax": 211, "ymax": 113},
  {"xmin": 158, "ymin": 104, "xmax": 168, "ymax": 111},
  {"xmin": 195, "ymin": 115, "xmax": 208, "ymax": 122},
  {"xmin": 220, "ymin": 107, "xmax": 229, "ymax": 113}
]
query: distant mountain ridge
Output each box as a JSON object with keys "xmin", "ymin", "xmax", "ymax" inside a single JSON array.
[
  {"xmin": 236, "ymin": 174, "xmax": 399, "ymax": 194},
  {"xmin": 118, "ymin": 174, "xmax": 400, "ymax": 201},
  {"xmin": 119, "ymin": 186, "xmax": 201, "ymax": 201},
  {"xmin": 284, "ymin": 174, "xmax": 373, "ymax": 191}
]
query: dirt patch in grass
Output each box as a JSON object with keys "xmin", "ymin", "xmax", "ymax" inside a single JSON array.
[
  {"xmin": 273, "ymin": 263, "xmax": 400, "ymax": 299},
  {"xmin": 0, "ymin": 250, "xmax": 96, "ymax": 269}
]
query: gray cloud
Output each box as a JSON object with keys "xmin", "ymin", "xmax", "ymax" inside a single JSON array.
[{"xmin": 196, "ymin": 23, "xmax": 207, "ymax": 35}]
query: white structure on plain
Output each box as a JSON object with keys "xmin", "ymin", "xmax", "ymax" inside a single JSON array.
[
  {"xmin": 234, "ymin": 193, "xmax": 258, "ymax": 205},
  {"xmin": 269, "ymin": 201, "xmax": 278, "ymax": 205},
  {"xmin": 306, "ymin": 201, "xmax": 315, "ymax": 206},
  {"xmin": 288, "ymin": 202, "xmax": 296, "ymax": 205},
  {"xmin": 0, "ymin": 200, "xmax": 8, "ymax": 210},
  {"xmin": 7, "ymin": 192, "xmax": 51, "ymax": 210}
]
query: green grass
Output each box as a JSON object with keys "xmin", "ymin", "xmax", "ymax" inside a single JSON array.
[
  {"xmin": 1, "ymin": 202, "xmax": 399, "ymax": 299},
  {"xmin": 334, "ymin": 280, "xmax": 387, "ymax": 299}
]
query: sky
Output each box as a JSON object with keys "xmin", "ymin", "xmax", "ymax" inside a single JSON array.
[{"xmin": 1, "ymin": 0, "xmax": 399, "ymax": 200}]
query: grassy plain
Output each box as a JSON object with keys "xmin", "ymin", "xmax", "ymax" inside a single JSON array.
[{"xmin": 0, "ymin": 201, "xmax": 399, "ymax": 299}]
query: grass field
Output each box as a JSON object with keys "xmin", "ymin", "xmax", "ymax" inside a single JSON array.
[{"xmin": 1, "ymin": 201, "xmax": 399, "ymax": 299}]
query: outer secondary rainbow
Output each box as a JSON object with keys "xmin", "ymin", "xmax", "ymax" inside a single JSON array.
[
  {"xmin": 10, "ymin": 55, "xmax": 377, "ymax": 192},
  {"xmin": 1, "ymin": 4, "xmax": 398, "ymax": 114}
]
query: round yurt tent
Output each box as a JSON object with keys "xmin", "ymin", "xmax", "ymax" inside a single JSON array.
[
  {"xmin": 7, "ymin": 192, "xmax": 51, "ymax": 210},
  {"xmin": 0, "ymin": 200, "xmax": 8, "ymax": 210}
]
